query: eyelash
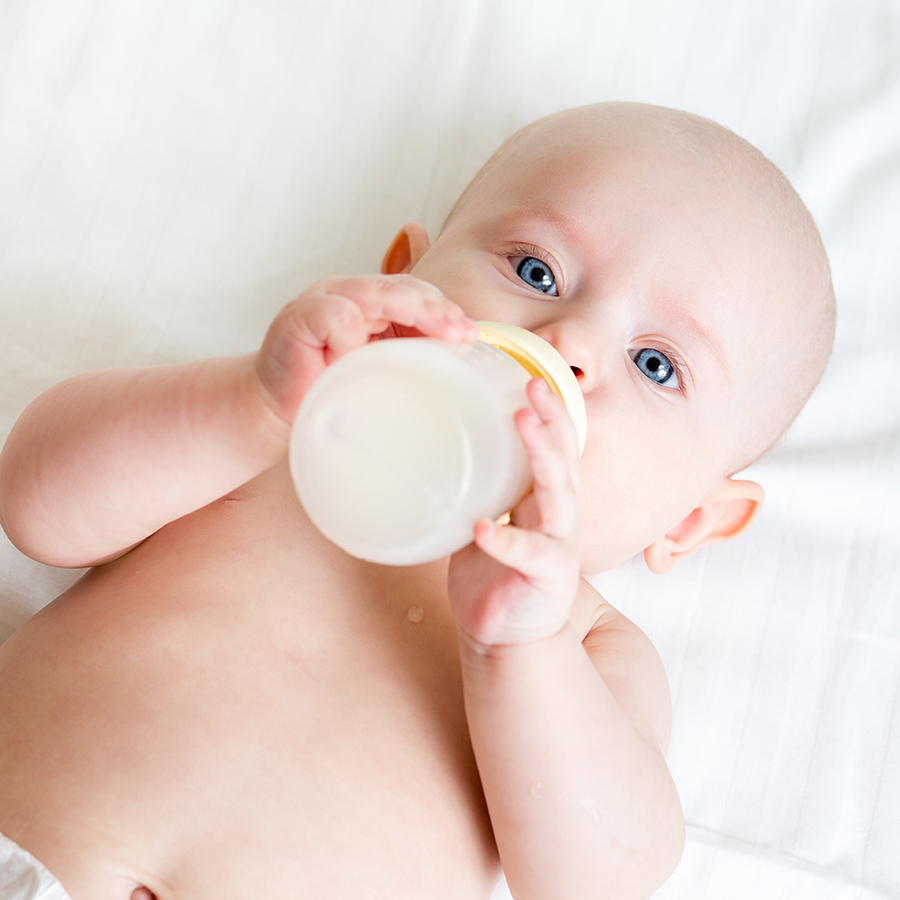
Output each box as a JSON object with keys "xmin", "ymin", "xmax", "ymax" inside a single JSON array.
[
  {"xmin": 506, "ymin": 244, "xmax": 561, "ymax": 291},
  {"xmin": 631, "ymin": 344, "xmax": 688, "ymax": 393}
]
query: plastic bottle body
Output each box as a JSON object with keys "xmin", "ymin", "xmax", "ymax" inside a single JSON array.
[{"xmin": 289, "ymin": 336, "xmax": 533, "ymax": 565}]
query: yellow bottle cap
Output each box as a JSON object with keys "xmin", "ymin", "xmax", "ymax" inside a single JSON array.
[{"xmin": 477, "ymin": 321, "xmax": 587, "ymax": 455}]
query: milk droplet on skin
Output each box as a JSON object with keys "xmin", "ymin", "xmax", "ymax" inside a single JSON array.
[{"xmin": 407, "ymin": 605, "xmax": 425, "ymax": 623}]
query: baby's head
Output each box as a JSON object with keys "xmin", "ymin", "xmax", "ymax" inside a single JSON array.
[{"xmin": 383, "ymin": 102, "xmax": 835, "ymax": 575}]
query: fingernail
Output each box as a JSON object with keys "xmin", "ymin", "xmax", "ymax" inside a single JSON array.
[{"xmin": 476, "ymin": 518, "xmax": 496, "ymax": 540}]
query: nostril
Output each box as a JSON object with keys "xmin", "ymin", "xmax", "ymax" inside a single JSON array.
[{"xmin": 571, "ymin": 366, "xmax": 584, "ymax": 380}]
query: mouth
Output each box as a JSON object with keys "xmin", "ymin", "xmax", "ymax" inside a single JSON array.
[{"xmin": 571, "ymin": 366, "xmax": 584, "ymax": 380}]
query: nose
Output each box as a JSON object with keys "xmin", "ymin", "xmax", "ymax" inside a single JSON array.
[{"xmin": 531, "ymin": 319, "xmax": 594, "ymax": 389}]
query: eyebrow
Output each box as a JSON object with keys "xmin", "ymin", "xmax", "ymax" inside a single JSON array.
[
  {"xmin": 666, "ymin": 306, "xmax": 731, "ymax": 387},
  {"xmin": 498, "ymin": 204, "xmax": 587, "ymax": 248}
]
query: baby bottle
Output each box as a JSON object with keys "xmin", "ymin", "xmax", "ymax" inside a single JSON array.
[{"xmin": 288, "ymin": 322, "xmax": 587, "ymax": 566}]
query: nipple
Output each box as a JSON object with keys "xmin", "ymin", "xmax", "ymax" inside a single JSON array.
[{"xmin": 407, "ymin": 605, "xmax": 425, "ymax": 624}]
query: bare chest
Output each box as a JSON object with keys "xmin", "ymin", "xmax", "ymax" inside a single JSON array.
[{"xmin": 0, "ymin": 464, "xmax": 499, "ymax": 898}]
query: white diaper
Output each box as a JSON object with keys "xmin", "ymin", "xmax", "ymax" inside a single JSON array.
[{"xmin": 0, "ymin": 833, "xmax": 71, "ymax": 900}]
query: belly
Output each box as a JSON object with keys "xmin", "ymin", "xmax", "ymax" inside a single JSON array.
[{"xmin": 0, "ymin": 463, "xmax": 499, "ymax": 899}]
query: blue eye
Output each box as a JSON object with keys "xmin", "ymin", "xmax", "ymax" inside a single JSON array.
[
  {"xmin": 633, "ymin": 348, "xmax": 679, "ymax": 388},
  {"xmin": 516, "ymin": 257, "xmax": 558, "ymax": 295}
]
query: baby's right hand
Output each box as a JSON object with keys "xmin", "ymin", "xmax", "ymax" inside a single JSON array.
[{"xmin": 254, "ymin": 274, "xmax": 478, "ymax": 429}]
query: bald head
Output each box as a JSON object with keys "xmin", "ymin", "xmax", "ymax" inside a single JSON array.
[{"xmin": 447, "ymin": 102, "xmax": 835, "ymax": 472}]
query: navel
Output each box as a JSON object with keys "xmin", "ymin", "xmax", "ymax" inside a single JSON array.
[{"xmin": 131, "ymin": 888, "xmax": 157, "ymax": 900}]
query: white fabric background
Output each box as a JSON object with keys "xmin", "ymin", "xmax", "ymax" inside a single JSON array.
[{"xmin": 0, "ymin": 1, "xmax": 897, "ymax": 898}]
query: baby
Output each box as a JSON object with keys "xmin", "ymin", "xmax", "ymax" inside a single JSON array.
[{"xmin": 0, "ymin": 102, "xmax": 834, "ymax": 900}]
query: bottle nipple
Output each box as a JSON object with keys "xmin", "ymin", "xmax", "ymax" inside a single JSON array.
[{"xmin": 475, "ymin": 322, "xmax": 587, "ymax": 453}]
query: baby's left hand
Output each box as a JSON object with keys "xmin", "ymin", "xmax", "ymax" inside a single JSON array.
[{"xmin": 448, "ymin": 378, "xmax": 582, "ymax": 648}]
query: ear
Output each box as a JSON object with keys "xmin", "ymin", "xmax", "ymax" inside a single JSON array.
[
  {"xmin": 643, "ymin": 477, "xmax": 765, "ymax": 575},
  {"xmin": 381, "ymin": 222, "xmax": 432, "ymax": 274}
]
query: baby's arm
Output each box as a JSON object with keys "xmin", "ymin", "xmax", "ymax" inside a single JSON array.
[
  {"xmin": 458, "ymin": 593, "xmax": 683, "ymax": 900},
  {"xmin": 449, "ymin": 381, "xmax": 684, "ymax": 900},
  {"xmin": 0, "ymin": 275, "xmax": 476, "ymax": 568}
]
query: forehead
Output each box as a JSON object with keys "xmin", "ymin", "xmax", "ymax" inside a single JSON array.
[
  {"xmin": 457, "ymin": 130, "xmax": 775, "ymax": 326},
  {"xmin": 465, "ymin": 130, "xmax": 738, "ymax": 248}
]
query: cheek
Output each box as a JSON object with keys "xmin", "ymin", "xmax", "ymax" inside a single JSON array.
[
  {"xmin": 410, "ymin": 254, "xmax": 478, "ymax": 307},
  {"xmin": 575, "ymin": 412, "xmax": 710, "ymax": 573},
  {"xmin": 577, "ymin": 454, "xmax": 669, "ymax": 573},
  {"xmin": 410, "ymin": 249, "xmax": 518, "ymax": 323}
]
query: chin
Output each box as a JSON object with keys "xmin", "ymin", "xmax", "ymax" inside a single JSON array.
[{"xmin": 578, "ymin": 546, "xmax": 641, "ymax": 580}]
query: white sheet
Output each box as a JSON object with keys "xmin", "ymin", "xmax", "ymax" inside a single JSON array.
[{"xmin": 1, "ymin": 1, "xmax": 897, "ymax": 898}]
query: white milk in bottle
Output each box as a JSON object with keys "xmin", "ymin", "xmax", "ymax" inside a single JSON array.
[{"xmin": 289, "ymin": 322, "xmax": 586, "ymax": 565}]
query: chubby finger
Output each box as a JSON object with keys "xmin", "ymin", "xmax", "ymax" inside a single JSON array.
[
  {"xmin": 473, "ymin": 517, "xmax": 574, "ymax": 585},
  {"xmin": 321, "ymin": 274, "xmax": 478, "ymax": 345},
  {"xmin": 526, "ymin": 378, "xmax": 581, "ymax": 469},
  {"xmin": 515, "ymin": 387, "xmax": 580, "ymax": 539},
  {"xmin": 298, "ymin": 291, "xmax": 372, "ymax": 359}
]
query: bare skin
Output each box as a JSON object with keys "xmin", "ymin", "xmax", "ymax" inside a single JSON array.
[
  {"xmin": 0, "ymin": 352, "xmax": 677, "ymax": 900},
  {"xmin": 0, "ymin": 462, "xmax": 502, "ymax": 899},
  {"xmin": 0, "ymin": 103, "xmax": 833, "ymax": 900}
]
